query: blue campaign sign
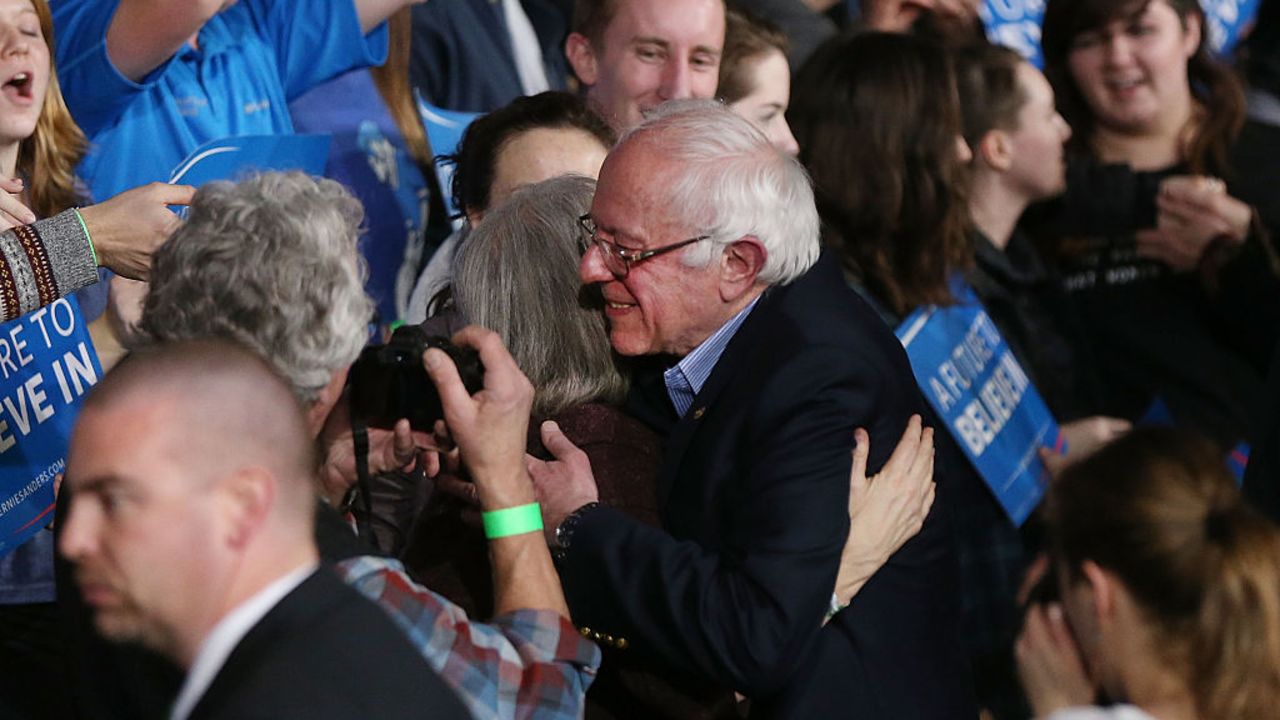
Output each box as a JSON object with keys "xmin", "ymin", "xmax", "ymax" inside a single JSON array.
[
  {"xmin": 416, "ymin": 95, "xmax": 479, "ymax": 223},
  {"xmin": 978, "ymin": 0, "xmax": 1259, "ymax": 68},
  {"xmin": 0, "ymin": 297, "xmax": 102, "ymax": 558},
  {"xmin": 896, "ymin": 284, "xmax": 1062, "ymax": 526},
  {"xmin": 168, "ymin": 134, "xmax": 332, "ymax": 186},
  {"xmin": 1203, "ymin": 0, "xmax": 1262, "ymax": 56},
  {"xmin": 980, "ymin": 0, "xmax": 1047, "ymax": 68}
]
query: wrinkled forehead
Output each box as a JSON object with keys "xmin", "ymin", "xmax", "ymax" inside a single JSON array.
[{"xmin": 593, "ymin": 141, "xmax": 691, "ymax": 232}]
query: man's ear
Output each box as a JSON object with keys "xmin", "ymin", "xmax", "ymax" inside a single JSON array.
[
  {"xmin": 978, "ymin": 130, "xmax": 1013, "ymax": 172},
  {"xmin": 219, "ymin": 467, "xmax": 275, "ymax": 550},
  {"xmin": 719, "ymin": 237, "xmax": 767, "ymax": 302},
  {"xmin": 565, "ymin": 32, "xmax": 599, "ymax": 87}
]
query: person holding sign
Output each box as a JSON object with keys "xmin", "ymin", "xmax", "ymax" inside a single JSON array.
[
  {"xmin": 0, "ymin": 2, "xmax": 190, "ymax": 717},
  {"xmin": 956, "ymin": 44, "xmax": 1132, "ymax": 471},
  {"xmin": 0, "ymin": 0, "xmax": 193, "ymax": 322},
  {"xmin": 1036, "ymin": 0, "xmax": 1280, "ymax": 451},
  {"xmin": 1017, "ymin": 428, "xmax": 1280, "ymax": 720}
]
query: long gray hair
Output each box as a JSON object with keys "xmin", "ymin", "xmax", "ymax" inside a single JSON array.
[{"xmin": 453, "ymin": 174, "xmax": 627, "ymax": 417}]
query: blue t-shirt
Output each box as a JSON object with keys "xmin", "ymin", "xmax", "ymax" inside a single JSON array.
[{"xmin": 52, "ymin": 0, "xmax": 389, "ymax": 201}]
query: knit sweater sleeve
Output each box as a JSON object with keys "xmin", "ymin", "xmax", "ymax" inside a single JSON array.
[{"xmin": 0, "ymin": 210, "xmax": 98, "ymax": 322}]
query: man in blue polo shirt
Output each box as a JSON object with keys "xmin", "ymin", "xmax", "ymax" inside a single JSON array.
[{"xmin": 52, "ymin": 0, "xmax": 428, "ymax": 202}]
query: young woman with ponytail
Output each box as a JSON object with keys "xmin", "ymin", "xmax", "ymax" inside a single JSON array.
[{"xmin": 1017, "ymin": 426, "xmax": 1280, "ymax": 720}]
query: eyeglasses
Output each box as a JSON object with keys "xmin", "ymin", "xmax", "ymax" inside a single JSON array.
[{"xmin": 578, "ymin": 214, "xmax": 710, "ymax": 279}]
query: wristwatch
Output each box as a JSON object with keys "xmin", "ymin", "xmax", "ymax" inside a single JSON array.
[{"xmin": 553, "ymin": 502, "xmax": 601, "ymax": 560}]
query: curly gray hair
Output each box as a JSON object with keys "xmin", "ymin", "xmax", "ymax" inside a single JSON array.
[{"xmin": 136, "ymin": 172, "xmax": 373, "ymax": 405}]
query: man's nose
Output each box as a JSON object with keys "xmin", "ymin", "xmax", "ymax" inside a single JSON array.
[
  {"xmin": 59, "ymin": 499, "xmax": 96, "ymax": 563},
  {"xmin": 658, "ymin": 59, "xmax": 693, "ymax": 101},
  {"xmin": 580, "ymin": 243, "xmax": 614, "ymax": 284}
]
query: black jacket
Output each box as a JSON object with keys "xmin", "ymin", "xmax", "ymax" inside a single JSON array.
[{"xmin": 558, "ymin": 252, "xmax": 975, "ymax": 719}]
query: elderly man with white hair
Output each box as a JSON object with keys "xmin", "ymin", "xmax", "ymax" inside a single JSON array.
[{"xmin": 528, "ymin": 102, "xmax": 976, "ymax": 718}]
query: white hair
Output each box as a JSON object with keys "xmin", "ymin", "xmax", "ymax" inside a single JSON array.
[{"xmin": 622, "ymin": 99, "xmax": 820, "ymax": 285}]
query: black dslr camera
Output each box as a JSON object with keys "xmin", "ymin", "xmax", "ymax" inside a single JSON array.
[{"xmin": 348, "ymin": 325, "xmax": 484, "ymax": 432}]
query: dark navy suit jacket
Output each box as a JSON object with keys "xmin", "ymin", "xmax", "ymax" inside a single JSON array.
[
  {"xmin": 188, "ymin": 568, "xmax": 468, "ymax": 720},
  {"xmin": 558, "ymin": 252, "xmax": 975, "ymax": 718},
  {"xmin": 409, "ymin": 0, "xmax": 571, "ymax": 113}
]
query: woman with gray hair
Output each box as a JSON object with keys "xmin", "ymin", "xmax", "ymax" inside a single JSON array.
[
  {"xmin": 453, "ymin": 174, "xmax": 627, "ymax": 419},
  {"xmin": 406, "ymin": 174, "xmax": 662, "ymax": 610}
]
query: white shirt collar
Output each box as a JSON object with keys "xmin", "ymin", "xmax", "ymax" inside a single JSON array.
[{"xmin": 169, "ymin": 562, "xmax": 319, "ymax": 720}]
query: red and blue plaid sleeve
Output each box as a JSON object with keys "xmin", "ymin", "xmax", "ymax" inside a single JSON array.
[{"xmin": 335, "ymin": 556, "xmax": 600, "ymax": 720}]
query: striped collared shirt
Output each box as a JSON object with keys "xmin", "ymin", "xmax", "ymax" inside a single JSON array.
[{"xmin": 663, "ymin": 298, "xmax": 760, "ymax": 418}]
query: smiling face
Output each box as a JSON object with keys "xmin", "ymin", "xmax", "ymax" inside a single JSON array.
[
  {"xmin": 728, "ymin": 49, "xmax": 798, "ymax": 157},
  {"xmin": 1005, "ymin": 62, "xmax": 1073, "ymax": 200},
  {"xmin": 60, "ymin": 400, "xmax": 229, "ymax": 662},
  {"xmin": 0, "ymin": 0, "xmax": 48, "ymax": 150},
  {"xmin": 573, "ymin": 0, "xmax": 724, "ymax": 133},
  {"xmin": 578, "ymin": 138, "xmax": 729, "ymax": 357},
  {"xmin": 1065, "ymin": 0, "xmax": 1199, "ymax": 137}
]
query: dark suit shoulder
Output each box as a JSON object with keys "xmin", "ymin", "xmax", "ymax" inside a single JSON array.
[
  {"xmin": 191, "ymin": 569, "xmax": 468, "ymax": 720},
  {"xmin": 756, "ymin": 252, "xmax": 914, "ymax": 366}
]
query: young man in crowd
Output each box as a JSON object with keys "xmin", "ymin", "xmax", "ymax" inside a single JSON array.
[{"xmin": 564, "ymin": 0, "xmax": 725, "ymax": 133}]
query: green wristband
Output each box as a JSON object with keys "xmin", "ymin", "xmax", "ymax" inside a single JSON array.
[
  {"xmin": 482, "ymin": 502, "xmax": 544, "ymax": 539},
  {"xmin": 72, "ymin": 208, "xmax": 97, "ymax": 266}
]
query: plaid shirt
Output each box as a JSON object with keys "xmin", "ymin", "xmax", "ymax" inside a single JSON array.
[{"xmin": 335, "ymin": 556, "xmax": 600, "ymax": 720}]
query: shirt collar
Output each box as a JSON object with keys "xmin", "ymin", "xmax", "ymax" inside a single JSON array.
[
  {"xmin": 663, "ymin": 297, "xmax": 759, "ymax": 415},
  {"xmin": 170, "ymin": 562, "xmax": 319, "ymax": 720}
]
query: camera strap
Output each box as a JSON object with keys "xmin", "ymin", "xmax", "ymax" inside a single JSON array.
[{"xmin": 350, "ymin": 415, "xmax": 375, "ymax": 541}]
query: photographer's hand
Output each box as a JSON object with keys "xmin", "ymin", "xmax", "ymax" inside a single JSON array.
[
  {"xmin": 424, "ymin": 326, "xmax": 568, "ymax": 617},
  {"xmin": 424, "ymin": 326, "xmax": 535, "ymax": 507}
]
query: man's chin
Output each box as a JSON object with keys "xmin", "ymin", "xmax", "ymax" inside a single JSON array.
[{"xmin": 92, "ymin": 608, "xmax": 146, "ymax": 643}]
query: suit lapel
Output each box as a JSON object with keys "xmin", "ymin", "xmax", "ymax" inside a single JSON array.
[{"xmin": 655, "ymin": 288, "xmax": 777, "ymax": 509}]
